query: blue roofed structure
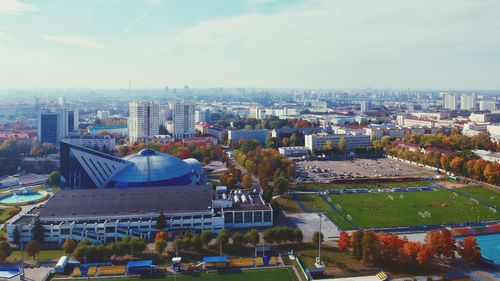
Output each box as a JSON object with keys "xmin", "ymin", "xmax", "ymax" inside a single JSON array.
[
  {"xmin": 60, "ymin": 141, "xmax": 204, "ymax": 189},
  {"xmin": 202, "ymin": 256, "xmax": 228, "ymax": 263}
]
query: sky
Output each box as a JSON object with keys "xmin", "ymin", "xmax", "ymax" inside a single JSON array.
[{"xmin": 0, "ymin": 0, "xmax": 499, "ymax": 90}]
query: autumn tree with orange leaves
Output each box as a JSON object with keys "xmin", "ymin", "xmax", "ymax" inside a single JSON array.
[{"xmin": 458, "ymin": 236, "xmax": 482, "ymax": 265}]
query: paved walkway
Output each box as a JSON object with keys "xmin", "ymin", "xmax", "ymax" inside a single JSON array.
[{"xmin": 281, "ymin": 212, "xmax": 340, "ymax": 242}]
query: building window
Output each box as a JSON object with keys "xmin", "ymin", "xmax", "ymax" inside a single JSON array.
[
  {"xmin": 105, "ymin": 227, "xmax": 115, "ymax": 233},
  {"xmin": 264, "ymin": 211, "xmax": 272, "ymax": 222},
  {"xmin": 60, "ymin": 229, "xmax": 70, "ymax": 235},
  {"xmin": 244, "ymin": 212, "xmax": 253, "ymax": 223},
  {"xmin": 254, "ymin": 211, "xmax": 262, "ymax": 222},
  {"xmin": 234, "ymin": 212, "xmax": 243, "ymax": 224},
  {"xmin": 224, "ymin": 212, "xmax": 233, "ymax": 224}
]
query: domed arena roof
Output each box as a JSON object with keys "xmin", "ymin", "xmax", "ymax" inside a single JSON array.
[{"xmin": 106, "ymin": 148, "xmax": 202, "ymax": 188}]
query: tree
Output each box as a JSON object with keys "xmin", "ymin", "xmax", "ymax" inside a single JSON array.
[
  {"xmin": 173, "ymin": 238, "xmax": 182, "ymax": 256},
  {"xmin": 130, "ymin": 237, "xmax": 146, "ymax": 257},
  {"xmin": 378, "ymin": 233, "xmax": 406, "ymax": 262},
  {"xmin": 0, "ymin": 241, "xmax": 13, "ymax": 262},
  {"xmin": 273, "ymin": 176, "xmax": 289, "ymax": 196},
  {"xmin": 217, "ymin": 229, "xmax": 230, "ymax": 254},
  {"xmin": 200, "ymin": 230, "xmax": 213, "ymax": 249},
  {"xmin": 231, "ymin": 232, "xmax": 245, "ymax": 248},
  {"xmin": 264, "ymin": 228, "xmax": 278, "ymax": 245},
  {"xmin": 424, "ymin": 229, "xmax": 456, "ymax": 260},
  {"xmin": 25, "ymin": 240, "xmax": 42, "ymax": 261},
  {"xmin": 458, "ymin": 236, "xmax": 481, "ymax": 265},
  {"xmin": 338, "ymin": 231, "xmax": 350, "ymax": 252},
  {"xmin": 182, "ymin": 237, "xmax": 192, "ymax": 251},
  {"xmin": 242, "ymin": 174, "xmax": 252, "ymax": 189},
  {"xmin": 312, "ymin": 231, "xmax": 324, "ymax": 247},
  {"xmin": 361, "ymin": 231, "xmax": 378, "ymax": 264},
  {"xmin": 338, "ymin": 137, "xmax": 347, "ymax": 160},
  {"xmin": 293, "ymin": 229, "xmax": 303, "ymax": 244},
  {"xmin": 62, "ymin": 239, "xmax": 77, "ymax": 255},
  {"xmin": 416, "ymin": 245, "xmax": 435, "ymax": 265},
  {"xmin": 46, "ymin": 171, "xmax": 60, "ymax": 186},
  {"xmin": 352, "ymin": 230, "xmax": 363, "ymax": 260},
  {"xmin": 245, "ymin": 229, "xmax": 260, "ymax": 256},
  {"xmin": 403, "ymin": 241, "xmax": 423, "ymax": 263},
  {"xmin": 155, "ymin": 231, "xmax": 168, "ymax": 241},
  {"xmin": 155, "ymin": 211, "xmax": 167, "ymax": 230},
  {"xmin": 13, "ymin": 227, "xmax": 20, "ymax": 245},
  {"xmin": 191, "ymin": 235, "xmax": 202, "ymax": 251},
  {"xmin": 32, "ymin": 218, "xmax": 44, "ymax": 244}
]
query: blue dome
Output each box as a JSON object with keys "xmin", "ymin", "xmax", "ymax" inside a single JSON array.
[{"xmin": 106, "ymin": 149, "xmax": 202, "ymax": 188}]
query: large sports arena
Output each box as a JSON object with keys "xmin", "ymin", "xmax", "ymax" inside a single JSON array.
[{"xmin": 60, "ymin": 141, "xmax": 204, "ymax": 189}]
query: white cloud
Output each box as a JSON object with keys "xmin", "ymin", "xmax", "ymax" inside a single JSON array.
[
  {"xmin": 0, "ymin": 0, "xmax": 38, "ymax": 15},
  {"xmin": 43, "ymin": 35, "xmax": 110, "ymax": 51}
]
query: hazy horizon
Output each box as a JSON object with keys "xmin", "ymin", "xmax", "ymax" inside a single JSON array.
[{"xmin": 1, "ymin": 0, "xmax": 499, "ymax": 90}]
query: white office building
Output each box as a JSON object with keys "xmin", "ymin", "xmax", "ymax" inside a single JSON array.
[
  {"xmin": 172, "ymin": 101, "xmax": 195, "ymax": 140},
  {"xmin": 128, "ymin": 101, "xmax": 160, "ymax": 143}
]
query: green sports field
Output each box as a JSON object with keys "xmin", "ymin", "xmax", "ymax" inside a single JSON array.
[
  {"xmin": 456, "ymin": 186, "xmax": 499, "ymax": 207},
  {"xmin": 325, "ymin": 189, "xmax": 500, "ymax": 228},
  {"xmin": 55, "ymin": 268, "xmax": 299, "ymax": 281}
]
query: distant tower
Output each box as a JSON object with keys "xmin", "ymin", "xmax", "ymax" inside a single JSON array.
[{"xmin": 58, "ymin": 96, "xmax": 66, "ymax": 106}]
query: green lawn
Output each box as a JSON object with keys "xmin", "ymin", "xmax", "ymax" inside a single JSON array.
[
  {"xmin": 456, "ymin": 186, "xmax": 499, "ymax": 207},
  {"xmin": 326, "ymin": 190, "xmax": 500, "ymax": 228},
  {"xmin": 0, "ymin": 207, "xmax": 19, "ymax": 222},
  {"xmin": 275, "ymin": 195, "xmax": 303, "ymax": 213},
  {"xmin": 8, "ymin": 249, "xmax": 64, "ymax": 262},
  {"xmin": 297, "ymin": 194, "xmax": 353, "ymax": 230},
  {"xmin": 54, "ymin": 268, "xmax": 298, "ymax": 281}
]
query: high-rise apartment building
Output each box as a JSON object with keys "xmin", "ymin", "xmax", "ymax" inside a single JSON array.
[
  {"xmin": 442, "ymin": 93, "xmax": 458, "ymax": 110},
  {"xmin": 460, "ymin": 95, "xmax": 475, "ymax": 110},
  {"xmin": 128, "ymin": 101, "xmax": 160, "ymax": 143},
  {"xmin": 360, "ymin": 101, "xmax": 372, "ymax": 112},
  {"xmin": 479, "ymin": 100, "xmax": 496, "ymax": 112},
  {"xmin": 195, "ymin": 109, "xmax": 210, "ymax": 123},
  {"xmin": 172, "ymin": 101, "xmax": 195, "ymax": 140}
]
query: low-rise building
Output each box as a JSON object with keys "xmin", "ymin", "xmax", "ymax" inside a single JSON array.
[
  {"xmin": 278, "ymin": 146, "xmax": 309, "ymax": 157},
  {"xmin": 7, "ymin": 185, "xmax": 272, "ymax": 244},
  {"xmin": 88, "ymin": 125, "xmax": 128, "ymax": 136},
  {"xmin": 473, "ymin": 149, "xmax": 500, "ymax": 164},
  {"xmin": 305, "ymin": 133, "xmax": 371, "ymax": 152},
  {"xmin": 228, "ymin": 129, "xmax": 269, "ymax": 146},
  {"xmin": 62, "ymin": 134, "xmax": 116, "ymax": 154}
]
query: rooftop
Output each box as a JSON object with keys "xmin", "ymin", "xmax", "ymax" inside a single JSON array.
[{"xmin": 40, "ymin": 185, "xmax": 212, "ymax": 219}]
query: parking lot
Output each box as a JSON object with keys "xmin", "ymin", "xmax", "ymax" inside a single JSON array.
[{"xmin": 294, "ymin": 157, "xmax": 435, "ymax": 184}]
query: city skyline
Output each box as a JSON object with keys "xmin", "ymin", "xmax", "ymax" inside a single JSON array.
[{"xmin": 1, "ymin": 0, "xmax": 500, "ymax": 90}]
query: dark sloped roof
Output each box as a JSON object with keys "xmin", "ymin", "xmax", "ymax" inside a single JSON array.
[{"xmin": 40, "ymin": 185, "xmax": 212, "ymax": 218}]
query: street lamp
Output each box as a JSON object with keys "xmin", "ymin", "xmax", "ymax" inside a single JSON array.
[{"xmin": 314, "ymin": 213, "xmax": 325, "ymax": 269}]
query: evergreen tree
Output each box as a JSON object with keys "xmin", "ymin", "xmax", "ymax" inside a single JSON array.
[
  {"xmin": 353, "ymin": 230, "xmax": 363, "ymax": 260},
  {"xmin": 155, "ymin": 210, "xmax": 167, "ymax": 230},
  {"xmin": 32, "ymin": 218, "xmax": 44, "ymax": 244}
]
